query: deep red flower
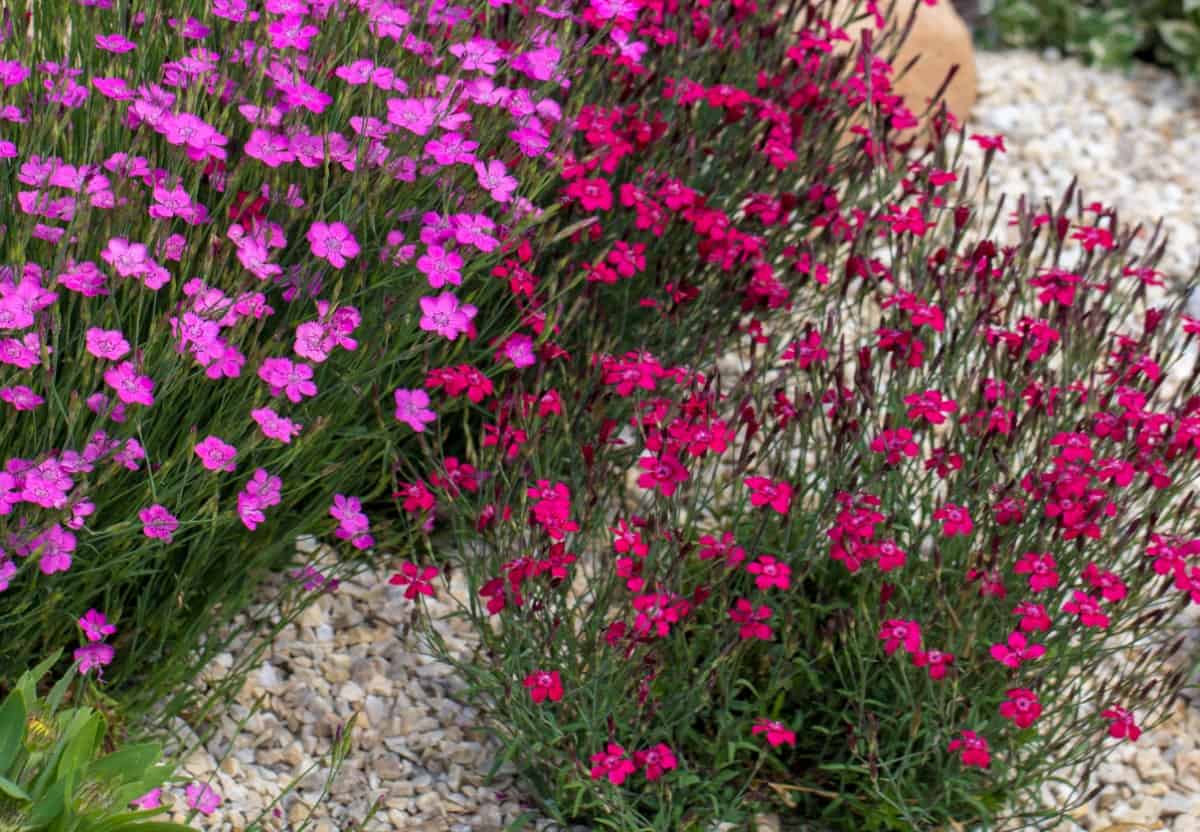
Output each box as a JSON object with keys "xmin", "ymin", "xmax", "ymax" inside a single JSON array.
[
  {"xmin": 633, "ymin": 743, "xmax": 678, "ymax": 781},
  {"xmin": 388, "ymin": 561, "xmax": 438, "ymax": 600},
  {"xmin": 948, "ymin": 730, "xmax": 990, "ymax": 768},
  {"xmin": 751, "ymin": 718, "xmax": 795, "ymax": 747},
  {"xmin": 1101, "ymin": 706, "xmax": 1141, "ymax": 741}
]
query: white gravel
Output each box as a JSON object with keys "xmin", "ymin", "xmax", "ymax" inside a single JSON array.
[{"xmin": 154, "ymin": 49, "xmax": 1200, "ymax": 832}]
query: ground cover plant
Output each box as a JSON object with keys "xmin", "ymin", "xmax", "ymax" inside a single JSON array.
[{"xmin": 981, "ymin": 0, "xmax": 1200, "ymax": 78}]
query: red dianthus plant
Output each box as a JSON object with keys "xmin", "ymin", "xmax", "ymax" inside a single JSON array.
[{"xmin": 390, "ymin": 0, "xmax": 1199, "ymax": 828}]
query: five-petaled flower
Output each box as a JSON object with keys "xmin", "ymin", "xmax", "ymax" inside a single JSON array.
[
  {"xmin": 634, "ymin": 744, "xmax": 678, "ymax": 781},
  {"xmin": 879, "ymin": 619, "xmax": 922, "ymax": 656},
  {"xmin": 523, "ymin": 669, "xmax": 564, "ymax": 703},
  {"xmin": 389, "ymin": 561, "xmax": 437, "ymax": 599},
  {"xmin": 746, "ymin": 555, "xmax": 791, "ymax": 590},
  {"xmin": 933, "ymin": 503, "xmax": 972, "ymax": 537},
  {"xmin": 744, "ymin": 476, "xmax": 792, "ymax": 514},
  {"xmin": 989, "ymin": 631, "xmax": 1046, "ymax": 668},
  {"xmin": 999, "ymin": 688, "xmax": 1042, "ymax": 729},
  {"xmin": 194, "ymin": 435, "xmax": 238, "ymax": 472},
  {"xmin": 589, "ymin": 742, "xmax": 636, "ymax": 785}
]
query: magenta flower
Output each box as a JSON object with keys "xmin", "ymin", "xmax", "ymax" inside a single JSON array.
[
  {"xmin": 394, "ymin": 388, "xmax": 436, "ymax": 432},
  {"xmin": 244, "ymin": 129, "xmax": 293, "ymax": 167},
  {"xmin": 418, "ymin": 292, "xmax": 477, "ymax": 341},
  {"xmin": 989, "ymin": 631, "xmax": 1046, "ymax": 668},
  {"xmin": 746, "ymin": 555, "xmax": 791, "ymax": 590},
  {"xmin": 307, "ymin": 221, "xmax": 360, "ymax": 269},
  {"xmin": 129, "ymin": 788, "xmax": 163, "ymax": 811},
  {"xmin": 103, "ymin": 362, "xmax": 155, "ymax": 406},
  {"xmin": 74, "ymin": 643, "xmax": 115, "ymax": 675},
  {"xmin": 100, "ymin": 237, "xmax": 149, "ymax": 277},
  {"xmin": 522, "ymin": 669, "xmax": 564, "ymax": 703},
  {"xmin": 95, "ymin": 33, "xmax": 136, "ymax": 53},
  {"xmin": 184, "ymin": 783, "xmax": 221, "ymax": 816},
  {"xmin": 589, "ymin": 742, "xmax": 636, "ymax": 785},
  {"xmin": 499, "ymin": 333, "xmax": 536, "ymax": 368},
  {"xmin": 258, "ymin": 357, "xmax": 318, "ymax": 403},
  {"xmin": 388, "ymin": 561, "xmax": 439, "ymax": 599},
  {"xmin": 474, "ymin": 159, "xmax": 518, "ymax": 203},
  {"xmin": 911, "ymin": 649, "xmax": 955, "ymax": 680},
  {"xmin": 416, "ymin": 245, "xmax": 463, "ymax": 288},
  {"xmin": 744, "ymin": 477, "xmax": 792, "ymax": 514},
  {"xmin": 1014, "ymin": 551, "xmax": 1059, "ymax": 593},
  {"xmin": 78, "ymin": 609, "xmax": 116, "ymax": 642},
  {"xmin": 85, "ymin": 327, "xmax": 131, "ymax": 361},
  {"xmin": 636, "ymin": 452, "xmax": 689, "ymax": 497},
  {"xmin": 948, "ymin": 730, "xmax": 990, "ymax": 769},
  {"xmin": 751, "ymin": 718, "xmax": 796, "ymax": 747},
  {"xmin": 195, "ymin": 436, "xmax": 237, "ymax": 472},
  {"xmin": 0, "ymin": 386, "xmax": 43, "ymax": 411},
  {"xmin": 933, "ymin": 502, "xmax": 973, "ymax": 537},
  {"xmin": 140, "ymin": 504, "xmax": 179, "ymax": 542},
  {"xmin": 251, "ymin": 407, "xmax": 303, "ymax": 443},
  {"xmin": 729, "ymin": 598, "xmax": 773, "ymax": 641},
  {"xmin": 633, "ymin": 743, "xmax": 678, "ymax": 781},
  {"xmin": 999, "ymin": 688, "xmax": 1042, "ymax": 729},
  {"xmin": 878, "ymin": 619, "xmax": 921, "ymax": 656}
]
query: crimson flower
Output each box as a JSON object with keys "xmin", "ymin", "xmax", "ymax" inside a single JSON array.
[
  {"xmin": 744, "ymin": 476, "xmax": 791, "ymax": 514},
  {"xmin": 1013, "ymin": 552, "xmax": 1059, "ymax": 593},
  {"xmin": 633, "ymin": 743, "xmax": 678, "ymax": 781},
  {"xmin": 948, "ymin": 730, "xmax": 990, "ymax": 768},
  {"xmin": 1101, "ymin": 706, "xmax": 1141, "ymax": 741},
  {"xmin": 1063, "ymin": 590, "xmax": 1110, "ymax": 629},
  {"xmin": 388, "ymin": 561, "xmax": 438, "ymax": 600},
  {"xmin": 729, "ymin": 599, "xmax": 773, "ymax": 641},
  {"xmin": 878, "ymin": 619, "xmax": 921, "ymax": 656},
  {"xmin": 933, "ymin": 503, "xmax": 972, "ymax": 537},
  {"xmin": 911, "ymin": 649, "xmax": 954, "ymax": 680},
  {"xmin": 999, "ymin": 688, "xmax": 1042, "ymax": 729},
  {"xmin": 989, "ymin": 631, "xmax": 1045, "ymax": 668},
  {"xmin": 589, "ymin": 743, "xmax": 636, "ymax": 785},
  {"xmin": 523, "ymin": 670, "xmax": 564, "ymax": 704},
  {"xmin": 746, "ymin": 555, "xmax": 790, "ymax": 590},
  {"xmin": 636, "ymin": 452, "xmax": 690, "ymax": 497}
]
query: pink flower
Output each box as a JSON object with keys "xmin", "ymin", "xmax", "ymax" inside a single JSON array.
[
  {"xmin": 589, "ymin": 743, "xmax": 637, "ymax": 785},
  {"xmin": 911, "ymin": 649, "xmax": 954, "ymax": 680},
  {"xmin": 1013, "ymin": 552, "xmax": 1059, "ymax": 593},
  {"xmin": 474, "ymin": 159, "xmax": 518, "ymax": 203},
  {"xmin": 751, "ymin": 718, "xmax": 795, "ymax": 747},
  {"xmin": 251, "ymin": 407, "xmax": 302, "ymax": 443},
  {"xmin": 999, "ymin": 688, "xmax": 1042, "ymax": 729},
  {"xmin": 989, "ymin": 631, "xmax": 1046, "ymax": 668},
  {"xmin": 633, "ymin": 743, "xmax": 678, "ymax": 781},
  {"xmin": 746, "ymin": 555, "xmax": 791, "ymax": 590},
  {"xmin": 258, "ymin": 357, "xmax": 318, "ymax": 402},
  {"xmin": 331, "ymin": 493, "xmax": 373, "ymax": 550},
  {"xmin": 1013, "ymin": 601, "xmax": 1052, "ymax": 632},
  {"xmin": 238, "ymin": 469, "xmax": 282, "ymax": 531},
  {"xmin": 140, "ymin": 504, "xmax": 179, "ymax": 542},
  {"xmin": 184, "ymin": 783, "xmax": 221, "ymax": 816},
  {"xmin": 1101, "ymin": 706, "xmax": 1141, "ymax": 741},
  {"xmin": 129, "ymin": 789, "xmax": 163, "ymax": 811},
  {"xmin": 100, "ymin": 237, "xmax": 149, "ymax": 277},
  {"xmin": 394, "ymin": 388, "xmax": 436, "ymax": 432},
  {"xmin": 1063, "ymin": 591, "xmax": 1110, "ymax": 629},
  {"xmin": 416, "ymin": 245, "xmax": 463, "ymax": 288},
  {"xmin": 195, "ymin": 436, "xmax": 237, "ymax": 472},
  {"xmin": 388, "ymin": 561, "xmax": 438, "ymax": 599},
  {"xmin": 729, "ymin": 598, "xmax": 773, "ymax": 641},
  {"xmin": 78, "ymin": 608, "xmax": 116, "ymax": 642},
  {"xmin": 307, "ymin": 221, "xmax": 360, "ymax": 269},
  {"xmin": 103, "ymin": 362, "xmax": 155, "ymax": 406},
  {"xmin": 418, "ymin": 292, "xmax": 477, "ymax": 340},
  {"xmin": 948, "ymin": 730, "xmax": 990, "ymax": 768},
  {"xmin": 933, "ymin": 503, "xmax": 972, "ymax": 537},
  {"xmin": 95, "ymin": 33, "xmax": 137, "ymax": 53},
  {"xmin": 500, "ymin": 333, "xmax": 537, "ymax": 368},
  {"xmin": 522, "ymin": 670, "xmax": 564, "ymax": 703},
  {"xmin": 74, "ymin": 643, "xmax": 115, "ymax": 675},
  {"xmin": 85, "ymin": 327, "xmax": 131, "ymax": 361},
  {"xmin": 879, "ymin": 619, "xmax": 922, "ymax": 656},
  {"xmin": 904, "ymin": 389, "xmax": 958, "ymax": 424},
  {"xmin": 0, "ymin": 386, "xmax": 43, "ymax": 411},
  {"xmin": 636, "ymin": 453, "xmax": 689, "ymax": 497},
  {"xmin": 744, "ymin": 476, "xmax": 792, "ymax": 514}
]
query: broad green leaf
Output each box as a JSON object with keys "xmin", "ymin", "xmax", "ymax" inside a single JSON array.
[
  {"xmin": 0, "ymin": 774, "xmax": 31, "ymax": 802},
  {"xmin": 87, "ymin": 743, "xmax": 162, "ymax": 784},
  {"xmin": 0, "ymin": 688, "xmax": 28, "ymax": 773}
]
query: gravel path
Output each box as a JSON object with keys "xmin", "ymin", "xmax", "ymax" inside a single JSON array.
[{"xmin": 158, "ymin": 50, "xmax": 1200, "ymax": 832}]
